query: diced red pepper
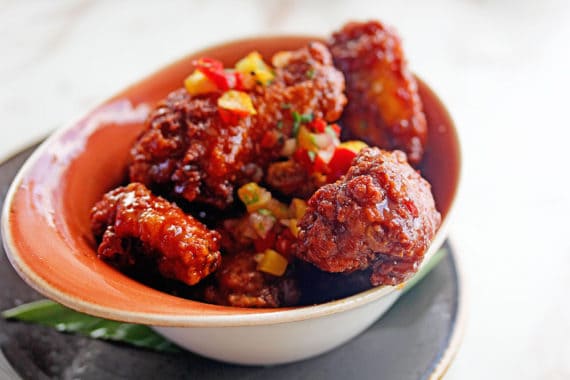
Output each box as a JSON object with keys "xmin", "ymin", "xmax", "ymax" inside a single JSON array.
[
  {"xmin": 233, "ymin": 71, "xmax": 246, "ymax": 91},
  {"xmin": 275, "ymin": 228, "xmax": 296, "ymax": 261},
  {"xmin": 327, "ymin": 147, "xmax": 358, "ymax": 182},
  {"xmin": 218, "ymin": 108, "xmax": 240, "ymax": 124},
  {"xmin": 309, "ymin": 118, "xmax": 327, "ymax": 133},
  {"xmin": 293, "ymin": 148, "xmax": 313, "ymax": 171},
  {"xmin": 194, "ymin": 57, "xmax": 224, "ymax": 71},
  {"xmin": 194, "ymin": 57, "xmax": 245, "ymax": 91},
  {"xmin": 254, "ymin": 229, "xmax": 277, "ymax": 252}
]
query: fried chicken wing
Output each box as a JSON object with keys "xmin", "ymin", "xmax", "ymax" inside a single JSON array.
[
  {"xmin": 91, "ymin": 183, "xmax": 221, "ymax": 286},
  {"xmin": 204, "ymin": 251, "xmax": 299, "ymax": 308},
  {"xmin": 129, "ymin": 42, "xmax": 346, "ymax": 209},
  {"xmin": 265, "ymin": 160, "xmax": 327, "ymax": 199},
  {"xmin": 296, "ymin": 147, "xmax": 440, "ymax": 286},
  {"xmin": 329, "ymin": 21, "xmax": 427, "ymax": 164}
]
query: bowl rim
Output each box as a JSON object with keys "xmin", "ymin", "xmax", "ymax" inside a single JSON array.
[{"xmin": 0, "ymin": 35, "xmax": 463, "ymax": 327}]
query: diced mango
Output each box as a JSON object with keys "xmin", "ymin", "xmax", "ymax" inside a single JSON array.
[
  {"xmin": 297, "ymin": 125, "xmax": 317, "ymax": 151},
  {"xmin": 217, "ymin": 90, "xmax": 257, "ymax": 117},
  {"xmin": 235, "ymin": 51, "xmax": 275, "ymax": 87},
  {"xmin": 257, "ymin": 249, "xmax": 288, "ymax": 276},
  {"xmin": 290, "ymin": 198, "xmax": 307, "ymax": 219},
  {"xmin": 288, "ymin": 219, "xmax": 300, "ymax": 237},
  {"xmin": 238, "ymin": 182, "xmax": 271, "ymax": 212},
  {"xmin": 184, "ymin": 69, "xmax": 218, "ymax": 96},
  {"xmin": 338, "ymin": 140, "xmax": 368, "ymax": 154}
]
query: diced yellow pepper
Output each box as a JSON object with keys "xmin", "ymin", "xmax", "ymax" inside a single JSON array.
[
  {"xmin": 218, "ymin": 90, "xmax": 257, "ymax": 116},
  {"xmin": 238, "ymin": 182, "xmax": 271, "ymax": 212},
  {"xmin": 290, "ymin": 198, "xmax": 307, "ymax": 219},
  {"xmin": 184, "ymin": 70, "xmax": 218, "ymax": 96},
  {"xmin": 339, "ymin": 140, "xmax": 368, "ymax": 154},
  {"xmin": 235, "ymin": 51, "xmax": 275, "ymax": 87},
  {"xmin": 288, "ymin": 219, "xmax": 300, "ymax": 237},
  {"xmin": 257, "ymin": 249, "xmax": 288, "ymax": 276}
]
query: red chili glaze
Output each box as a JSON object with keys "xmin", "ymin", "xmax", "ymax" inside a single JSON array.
[
  {"xmin": 329, "ymin": 21, "xmax": 427, "ymax": 165},
  {"xmin": 91, "ymin": 183, "xmax": 221, "ymax": 286},
  {"xmin": 297, "ymin": 147, "xmax": 441, "ymax": 286},
  {"xmin": 129, "ymin": 42, "xmax": 345, "ymax": 209}
]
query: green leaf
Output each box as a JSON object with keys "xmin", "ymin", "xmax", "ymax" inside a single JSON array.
[
  {"xmin": 403, "ymin": 246, "xmax": 448, "ymax": 293},
  {"xmin": 2, "ymin": 300, "xmax": 180, "ymax": 353},
  {"xmin": 291, "ymin": 111, "xmax": 314, "ymax": 136}
]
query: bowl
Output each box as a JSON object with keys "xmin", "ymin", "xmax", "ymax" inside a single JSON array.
[{"xmin": 1, "ymin": 36, "xmax": 461, "ymax": 365}]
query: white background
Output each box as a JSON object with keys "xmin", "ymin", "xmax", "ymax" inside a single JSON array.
[{"xmin": 1, "ymin": 0, "xmax": 569, "ymax": 378}]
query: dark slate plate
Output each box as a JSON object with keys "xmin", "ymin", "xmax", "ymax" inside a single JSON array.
[{"xmin": 0, "ymin": 144, "xmax": 464, "ymax": 380}]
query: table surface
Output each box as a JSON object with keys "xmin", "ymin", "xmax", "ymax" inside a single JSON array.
[{"xmin": 1, "ymin": 1, "xmax": 569, "ymax": 378}]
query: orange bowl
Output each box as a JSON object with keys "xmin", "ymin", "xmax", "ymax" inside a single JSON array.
[{"xmin": 1, "ymin": 36, "xmax": 461, "ymax": 364}]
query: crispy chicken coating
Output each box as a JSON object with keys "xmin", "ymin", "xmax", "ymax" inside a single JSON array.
[
  {"xmin": 129, "ymin": 42, "xmax": 346, "ymax": 209},
  {"xmin": 204, "ymin": 251, "xmax": 299, "ymax": 308},
  {"xmin": 265, "ymin": 160, "xmax": 327, "ymax": 199},
  {"xmin": 329, "ymin": 21, "xmax": 427, "ymax": 164},
  {"xmin": 296, "ymin": 148, "xmax": 440, "ymax": 286},
  {"xmin": 91, "ymin": 183, "xmax": 221, "ymax": 286}
]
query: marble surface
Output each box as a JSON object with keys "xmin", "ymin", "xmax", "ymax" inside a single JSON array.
[{"xmin": 1, "ymin": 0, "xmax": 569, "ymax": 378}]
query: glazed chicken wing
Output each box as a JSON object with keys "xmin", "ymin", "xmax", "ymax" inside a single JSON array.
[
  {"xmin": 265, "ymin": 160, "xmax": 327, "ymax": 199},
  {"xmin": 329, "ymin": 21, "xmax": 427, "ymax": 164},
  {"xmin": 129, "ymin": 42, "xmax": 346, "ymax": 209},
  {"xmin": 296, "ymin": 148, "xmax": 440, "ymax": 286},
  {"xmin": 91, "ymin": 183, "xmax": 221, "ymax": 286}
]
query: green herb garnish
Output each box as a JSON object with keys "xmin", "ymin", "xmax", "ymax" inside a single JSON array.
[
  {"xmin": 292, "ymin": 111, "xmax": 314, "ymax": 137},
  {"xmin": 2, "ymin": 300, "xmax": 179, "ymax": 353},
  {"xmin": 305, "ymin": 68, "xmax": 316, "ymax": 79}
]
